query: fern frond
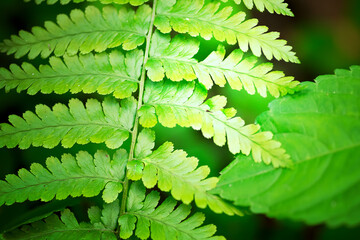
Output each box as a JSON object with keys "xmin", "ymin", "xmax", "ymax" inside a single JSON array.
[
  {"xmin": 2, "ymin": 201, "xmax": 120, "ymax": 240},
  {"xmin": 0, "ymin": 97, "xmax": 136, "ymax": 149},
  {"xmin": 25, "ymin": 0, "xmax": 148, "ymax": 6},
  {"xmin": 0, "ymin": 50, "xmax": 142, "ymax": 99},
  {"xmin": 0, "ymin": 5, "xmax": 150, "ymax": 59},
  {"xmin": 0, "ymin": 150, "xmax": 126, "ymax": 206},
  {"xmin": 155, "ymin": 0, "xmax": 299, "ymax": 63},
  {"xmin": 221, "ymin": 0, "xmax": 293, "ymax": 16},
  {"xmin": 126, "ymin": 129, "xmax": 242, "ymax": 215},
  {"xmin": 139, "ymin": 81, "xmax": 290, "ymax": 167},
  {"xmin": 146, "ymin": 31, "xmax": 298, "ymax": 97},
  {"xmin": 118, "ymin": 181, "xmax": 225, "ymax": 240}
]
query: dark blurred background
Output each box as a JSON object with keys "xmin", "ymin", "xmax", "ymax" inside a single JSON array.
[{"xmin": 0, "ymin": 0, "xmax": 359, "ymax": 239}]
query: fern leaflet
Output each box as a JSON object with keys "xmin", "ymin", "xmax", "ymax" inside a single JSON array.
[
  {"xmin": 25, "ymin": 0, "xmax": 148, "ymax": 6},
  {"xmin": 155, "ymin": 0, "xmax": 299, "ymax": 63},
  {"xmin": 221, "ymin": 0, "xmax": 293, "ymax": 16},
  {"xmin": 0, "ymin": 5, "xmax": 150, "ymax": 59},
  {"xmin": 147, "ymin": 31, "xmax": 298, "ymax": 97},
  {"xmin": 139, "ymin": 81, "xmax": 290, "ymax": 167},
  {"xmin": 126, "ymin": 129, "xmax": 242, "ymax": 215},
  {"xmin": 118, "ymin": 181, "xmax": 225, "ymax": 240},
  {"xmin": 0, "ymin": 97, "xmax": 136, "ymax": 149},
  {"xmin": 0, "ymin": 50, "xmax": 142, "ymax": 98},
  {"xmin": 0, "ymin": 150, "xmax": 126, "ymax": 206},
  {"xmin": 2, "ymin": 201, "xmax": 120, "ymax": 240}
]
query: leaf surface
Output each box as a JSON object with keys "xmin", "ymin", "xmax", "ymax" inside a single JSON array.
[
  {"xmin": 25, "ymin": 0, "xmax": 148, "ymax": 6},
  {"xmin": 221, "ymin": 0, "xmax": 293, "ymax": 16},
  {"xmin": 0, "ymin": 97, "xmax": 137, "ymax": 149},
  {"xmin": 215, "ymin": 66, "xmax": 360, "ymax": 226},
  {"xmin": 127, "ymin": 129, "xmax": 242, "ymax": 216},
  {"xmin": 147, "ymin": 31, "xmax": 298, "ymax": 97},
  {"xmin": 118, "ymin": 181, "xmax": 225, "ymax": 240},
  {"xmin": 2, "ymin": 202, "xmax": 119, "ymax": 240},
  {"xmin": 0, "ymin": 5, "xmax": 150, "ymax": 59},
  {"xmin": 155, "ymin": 0, "xmax": 299, "ymax": 63},
  {"xmin": 0, "ymin": 50, "xmax": 142, "ymax": 98},
  {"xmin": 140, "ymin": 80, "xmax": 290, "ymax": 167},
  {"xmin": 0, "ymin": 150, "xmax": 127, "ymax": 206}
]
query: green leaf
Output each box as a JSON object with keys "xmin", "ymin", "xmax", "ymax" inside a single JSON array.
[
  {"xmin": 0, "ymin": 5, "xmax": 150, "ymax": 59},
  {"xmin": 127, "ymin": 160, "xmax": 144, "ymax": 181},
  {"xmin": 0, "ymin": 150, "xmax": 127, "ymax": 206},
  {"xmin": 118, "ymin": 181, "xmax": 225, "ymax": 240},
  {"xmin": 0, "ymin": 97, "xmax": 136, "ymax": 149},
  {"xmin": 2, "ymin": 202, "xmax": 119, "ymax": 240},
  {"xmin": 101, "ymin": 200, "xmax": 120, "ymax": 230},
  {"xmin": 221, "ymin": 0, "xmax": 294, "ymax": 16},
  {"xmin": 146, "ymin": 31, "xmax": 298, "ymax": 97},
  {"xmin": 155, "ymin": 0, "xmax": 299, "ymax": 63},
  {"xmin": 140, "ymin": 80, "xmax": 290, "ymax": 167},
  {"xmin": 131, "ymin": 131, "xmax": 242, "ymax": 215},
  {"xmin": 25, "ymin": 0, "xmax": 148, "ymax": 6},
  {"xmin": 215, "ymin": 66, "xmax": 360, "ymax": 226},
  {"xmin": 135, "ymin": 129, "xmax": 155, "ymax": 158},
  {"xmin": 0, "ymin": 50, "xmax": 142, "ymax": 99}
]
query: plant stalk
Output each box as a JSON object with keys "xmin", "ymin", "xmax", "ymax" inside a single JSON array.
[{"xmin": 118, "ymin": 0, "xmax": 158, "ymax": 237}]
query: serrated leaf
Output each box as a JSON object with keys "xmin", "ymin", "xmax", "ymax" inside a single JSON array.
[
  {"xmin": 118, "ymin": 215, "xmax": 137, "ymax": 239},
  {"xmin": 0, "ymin": 150, "xmax": 126, "ymax": 206},
  {"xmin": 127, "ymin": 160, "xmax": 144, "ymax": 181},
  {"xmin": 146, "ymin": 31, "xmax": 298, "ymax": 97},
  {"xmin": 101, "ymin": 200, "xmax": 120, "ymax": 230},
  {"xmin": 135, "ymin": 129, "xmax": 155, "ymax": 158},
  {"xmin": 25, "ymin": 0, "xmax": 148, "ymax": 6},
  {"xmin": 140, "ymin": 80, "xmax": 290, "ymax": 167},
  {"xmin": 215, "ymin": 66, "xmax": 360, "ymax": 226},
  {"xmin": 0, "ymin": 50, "xmax": 142, "ymax": 98},
  {"xmin": 221, "ymin": 0, "xmax": 293, "ymax": 16},
  {"xmin": 118, "ymin": 182, "xmax": 225, "ymax": 240},
  {"xmin": 0, "ymin": 5, "xmax": 150, "ymax": 59},
  {"xmin": 0, "ymin": 97, "xmax": 136, "ymax": 149},
  {"xmin": 131, "ymin": 131, "xmax": 242, "ymax": 216},
  {"xmin": 155, "ymin": 0, "xmax": 299, "ymax": 63},
  {"xmin": 2, "ymin": 207, "xmax": 117, "ymax": 240}
]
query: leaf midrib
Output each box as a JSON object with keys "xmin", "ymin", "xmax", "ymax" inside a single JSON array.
[
  {"xmin": 142, "ymin": 157, "xmax": 209, "ymax": 193},
  {"xmin": 0, "ymin": 122, "xmax": 129, "ymax": 138},
  {"xmin": 145, "ymin": 101, "xmax": 281, "ymax": 160},
  {"xmin": 2, "ymin": 72, "xmax": 139, "ymax": 83},
  {"xmin": 2, "ymin": 176, "xmax": 122, "ymax": 195},
  {"xmin": 216, "ymin": 140, "xmax": 360, "ymax": 187},
  {"xmin": 2, "ymin": 29, "xmax": 145, "ymax": 48},
  {"xmin": 125, "ymin": 211, "xmax": 198, "ymax": 240},
  {"xmin": 157, "ymin": 12, "xmax": 283, "ymax": 51},
  {"xmin": 150, "ymin": 56, "xmax": 291, "ymax": 88},
  {"xmin": 7, "ymin": 226, "xmax": 115, "ymax": 240}
]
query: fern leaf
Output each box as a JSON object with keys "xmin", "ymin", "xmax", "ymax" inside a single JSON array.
[
  {"xmin": 0, "ymin": 97, "xmax": 136, "ymax": 149},
  {"xmin": 139, "ymin": 81, "xmax": 290, "ymax": 167},
  {"xmin": 127, "ymin": 129, "xmax": 242, "ymax": 216},
  {"xmin": 0, "ymin": 150, "xmax": 126, "ymax": 206},
  {"xmin": 221, "ymin": 0, "xmax": 293, "ymax": 16},
  {"xmin": 146, "ymin": 31, "xmax": 298, "ymax": 97},
  {"xmin": 25, "ymin": 0, "xmax": 148, "ymax": 6},
  {"xmin": 0, "ymin": 50, "xmax": 142, "ymax": 99},
  {"xmin": 2, "ymin": 201, "xmax": 120, "ymax": 240},
  {"xmin": 118, "ymin": 181, "xmax": 225, "ymax": 240},
  {"xmin": 0, "ymin": 5, "xmax": 150, "ymax": 59},
  {"xmin": 155, "ymin": 0, "xmax": 299, "ymax": 63}
]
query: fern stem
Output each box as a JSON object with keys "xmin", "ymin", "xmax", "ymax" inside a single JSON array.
[{"xmin": 118, "ymin": 0, "xmax": 158, "ymax": 236}]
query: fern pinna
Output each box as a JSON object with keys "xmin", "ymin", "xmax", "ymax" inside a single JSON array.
[{"xmin": 0, "ymin": 0, "xmax": 297, "ymax": 239}]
